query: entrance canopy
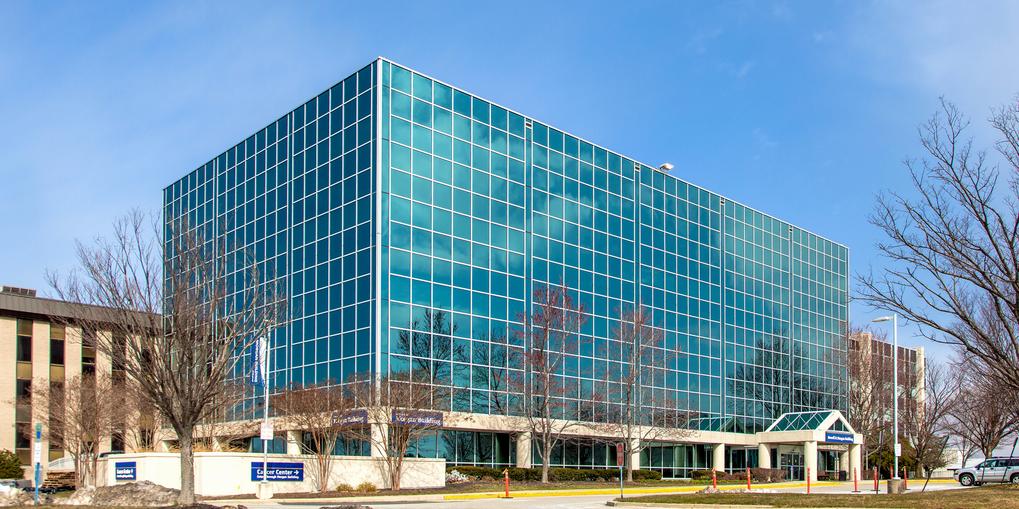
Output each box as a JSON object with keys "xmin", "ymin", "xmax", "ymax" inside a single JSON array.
[{"xmin": 756, "ymin": 410, "xmax": 860, "ymax": 445}]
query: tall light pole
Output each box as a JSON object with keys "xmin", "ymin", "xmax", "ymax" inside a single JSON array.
[{"xmin": 872, "ymin": 314, "xmax": 899, "ymax": 480}]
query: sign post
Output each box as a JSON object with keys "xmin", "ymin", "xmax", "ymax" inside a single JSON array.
[
  {"xmin": 33, "ymin": 423, "xmax": 42, "ymax": 505},
  {"xmin": 250, "ymin": 336, "xmax": 272, "ymax": 499},
  {"xmin": 616, "ymin": 442, "xmax": 624, "ymax": 499}
]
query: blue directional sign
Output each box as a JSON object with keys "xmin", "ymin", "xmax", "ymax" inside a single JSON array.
[
  {"xmin": 250, "ymin": 462, "xmax": 304, "ymax": 482},
  {"xmin": 114, "ymin": 462, "xmax": 137, "ymax": 481}
]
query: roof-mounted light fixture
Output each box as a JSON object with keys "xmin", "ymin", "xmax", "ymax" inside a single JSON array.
[{"xmin": 658, "ymin": 162, "xmax": 674, "ymax": 172}]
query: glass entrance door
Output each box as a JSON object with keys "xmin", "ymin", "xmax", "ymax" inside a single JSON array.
[{"xmin": 781, "ymin": 451, "xmax": 804, "ymax": 480}]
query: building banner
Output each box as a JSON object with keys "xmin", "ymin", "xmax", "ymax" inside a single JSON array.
[
  {"xmin": 392, "ymin": 409, "xmax": 443, "ymax": 427},
  {"xmin": 332, "ymin": 409, "xmax": 368, "ymax": 426}
]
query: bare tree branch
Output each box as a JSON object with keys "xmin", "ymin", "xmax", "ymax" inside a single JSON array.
[
  {"xmin": 47, "ymin": 210, "xmax": 285, "ymax": 504},
  {"xmin": 858, "ymin": 97, "xmax": 1019, "ymax": 394}
]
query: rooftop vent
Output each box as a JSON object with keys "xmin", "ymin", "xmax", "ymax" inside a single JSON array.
[{"xmin": 1, "ymin": 286, "xmax": 37, "ymax": 297}]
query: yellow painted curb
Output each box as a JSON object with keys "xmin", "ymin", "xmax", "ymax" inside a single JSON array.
[{"xmin": 442, "ymin": 482, "xmax": 843, "ymax": 500}]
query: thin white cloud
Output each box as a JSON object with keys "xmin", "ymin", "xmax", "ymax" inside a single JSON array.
[
  {"xmin": 686, "ymin": 27, "xmax": 724, "ymax": 54},
  {"xmin": 848, "ymin": 0, "xmax": 1019, "ymax": 112},
  {"xmin": 736, "ymin": 60, "xmax": 756, "ymax": 79}
]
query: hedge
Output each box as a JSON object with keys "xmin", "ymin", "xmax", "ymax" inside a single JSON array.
[
  {"xmin": 690, "ymin": 468, "xmax": 785, "ymax": 482},
  {"xmin": 446, "ymin": 465, "xmax": 662, "ymax": 482}
]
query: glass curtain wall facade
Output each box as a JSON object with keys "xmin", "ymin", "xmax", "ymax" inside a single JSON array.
[{"xmin": 164, "ymin": 57, "xmax": 850, "ymax": 467}]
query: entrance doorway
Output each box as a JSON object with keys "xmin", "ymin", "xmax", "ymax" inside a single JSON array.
[{"xmin": 780, "ymin": 451, "xmax": 804, "ymax": 480}]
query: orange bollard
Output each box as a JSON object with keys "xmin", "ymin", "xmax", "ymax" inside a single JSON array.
[
  {"xmin": 873, "ymin": 466, "xmax": 879, "ymax": 493},
  {"xmin": 807, "ymin": 467, "xmax": 811, "ymax": 494},
  {"xmin": 503, "ymin": 469, "xmax": 510, "ymax": 498},
  {"xmin": 712, "ymin": 469, "xmax": 717, "ymax": 489},
  {"xmin": 903, "ymin": 468, "xmax": 908, "ymax": 490},
  {"xmin": 747, "ymin": 467, "xmax": 751, "ymax": 491},
  {"xmin": 853, "ymin": 467, "xmax": 859, "ymax": 493}
]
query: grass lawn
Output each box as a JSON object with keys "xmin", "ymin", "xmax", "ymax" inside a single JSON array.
[
  {"xmin": 622, "ymin": 484, "xmax": 1019, "ymax": 508},
  {"xmin": 206, "ymin": 478, "xmax": 760, "ymax": 500}
]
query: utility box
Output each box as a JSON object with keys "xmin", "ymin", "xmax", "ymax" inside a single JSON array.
[{"xmin": 886, "ymin": 478, "xmax": 905, "ymax": 494}]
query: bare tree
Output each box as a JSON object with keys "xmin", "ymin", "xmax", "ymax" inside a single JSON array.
[
  {"xmin": 346, "ymin": 374, "xmax": 445, "ymax": 491},
  {"xmin": 514, "ymin": 284, "xmax": 588, "ymax": 483},
  {"xmin": 120, "ymin": 384, "xmax": 161, "ymax": 453},
  {"xmin": 273, "ymin": 382, "xmax": 354, "ymax": 492},
  {"xmin": 23, "ymin": 373, "xmax": 126, "ymax": 487},
  {"xmin": 858, "ymin": 98, "xmax": 1019, "ymax": 394},
  {"xmin": 728, "ymin": 335, "xmax": 791, "ymax": 425},
  {"xmin": 198, "ymin": 383, "xmax": 257, "ymax": 453},
  {"xmin": 948, "ymin": 356, "xmax": 1019, "ymax": 461},
  {"xmin": 848, "ymin": 327, "xmax": 896, "ymax": 467},
  {"xmin": 47, "ymin": 210, "xmax": 284, "ymax": 504},
  {"xmin": 596, "ymin": 304, "xmax": 689, "ymax": 481},
  {"xmin": 902, "ymin": 360, "xmax": 957, "ymax": 492}
]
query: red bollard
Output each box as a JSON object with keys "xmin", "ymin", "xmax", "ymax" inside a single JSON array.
[
  {"xmin": 853, "ymin": 467, "xmax": 859, "ymax": 493},
  {"xmin": 712, "ymin": 469, "xmax": 717, "ymax": 489},
  {"xmin": 747, "ymin": 467, "xmax": 751, "ymax": 490},
  {"xmin": 873, "ymin": 466, "xmax": 879, "ymax": 493},
  {"xmin": 807, "ymin": 468, "xmax": 811, "ymax": 494},
  {"xmin": 903, "ymin": 468, "xmax": 908, "ymax": 490},
  {"xmin": 503, "ymin": 469, "xmax": 510, "ymax": 498}
]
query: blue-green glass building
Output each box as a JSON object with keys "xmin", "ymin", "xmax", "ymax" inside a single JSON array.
[{"xmin": 164, "ymin": 58, "xmax": 851, "ymax": 478}]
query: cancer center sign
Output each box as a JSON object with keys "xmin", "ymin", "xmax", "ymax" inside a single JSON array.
[
  {"xmin": 250, "ymin": 462, "xmax": 304, "ymax": 482},
  {"xmin": 114, "ymin": 461, "xmax": 137, "ymax": 481}
]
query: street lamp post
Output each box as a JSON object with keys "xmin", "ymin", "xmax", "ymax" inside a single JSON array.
[{"xmin": 872, "ymin": 313, "xmax": 900, "ymax": 480}]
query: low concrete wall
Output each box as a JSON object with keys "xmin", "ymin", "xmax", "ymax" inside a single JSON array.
[{"xmin": 96, "ymin": 452, "xmax": 445, "ymax": 496}]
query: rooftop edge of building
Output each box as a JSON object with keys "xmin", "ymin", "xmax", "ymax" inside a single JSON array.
[{"xmin": 167, "ymin": 55, "xmax": 849, "ymax": 253}]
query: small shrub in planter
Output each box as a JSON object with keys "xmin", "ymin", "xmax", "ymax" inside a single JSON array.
[
  {"xmin": 0, "ymin": 450, "xmax": 23, "ymax": 479},
  {"xmin": 334, "ymin": 482, "xmax": 354, "ymax": 492},
  {"xmin": 356, "ymin": 481, "xmax": 377, "ymax": 493},
  {"xmin": 690, "ymin": 469, "xmax": 715, "ymax": 480},
  {"xmin": 631, "ymin": 470, "xmax": 663, "ymax": 481},
  {"xmin": 445, "ymin": 470, "xmax": 470, "ymax": 484},
  {"xmin": 749, "ymin": 468, "xmax": 785, "ymax": 483}
]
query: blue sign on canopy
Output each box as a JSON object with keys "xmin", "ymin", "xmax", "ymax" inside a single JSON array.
[
  {"xmin": 251, "ymin": 462, "xmax": 304, "ymax": 482},
  {"xmin": 824, "ymin": 431, "xmax": 854, "ymax": 444}
]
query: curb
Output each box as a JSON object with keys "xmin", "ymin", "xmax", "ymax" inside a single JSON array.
[
  {"xmin": 608, "ymin": 504, "xmax": 904, "ymax": 509},
  {"xmin": 206, "ymin": 494, "xmax": 447, "ymax": 504},
  {"xmin": 443, "ymin": 482, "xmax": 843, "ymax": 500},
  {"xmin": 607, "ymin": 503, "xmax": 772, "ymax": 509}
]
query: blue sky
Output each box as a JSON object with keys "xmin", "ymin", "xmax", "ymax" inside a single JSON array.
[{"xmin": 2, "ymin": 1, "xmax": 1017, "ymax": 361}]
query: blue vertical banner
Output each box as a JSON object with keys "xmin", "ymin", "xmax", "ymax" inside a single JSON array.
[{"xmin": 249, "ymin": 336, "xmax": 268, "ymax": 387}]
